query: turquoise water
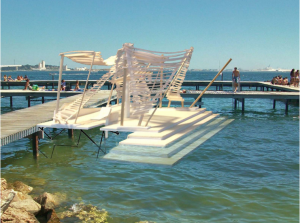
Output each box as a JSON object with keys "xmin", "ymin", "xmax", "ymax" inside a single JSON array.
[{"xmin": 1, "ymin": 71, "xmax": 299, "ymax": 222}]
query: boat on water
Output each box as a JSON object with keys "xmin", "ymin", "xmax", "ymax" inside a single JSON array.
[{"xmin": 38, "ymin": 43, "xmax": 233, "ymax": 165}]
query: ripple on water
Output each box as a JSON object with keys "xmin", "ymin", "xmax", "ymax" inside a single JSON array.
[{"xmin": 1, "ymin": 94, "xmax": 299, "ymax": 222}]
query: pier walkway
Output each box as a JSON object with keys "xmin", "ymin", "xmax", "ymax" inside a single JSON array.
[
  {"xmin": 1, "ymin": 90, "xmax": 115, "ymax": 147},
  {"xmin": 2, "ymin": 80, "xmax": 299, "ymax": 92}
]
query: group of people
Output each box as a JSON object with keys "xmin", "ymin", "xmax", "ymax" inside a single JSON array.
[
  {"xmin": 60, "ymin": 80, "xmax": 81, "ymax": 91},
  {"xmin": 271, "ymin": 75, "xmax": 289, "ymax": 85},
  {"xmin": 3, "ymin": 75, "xmax": 28, "ymax": 81},
  {"xmin": 271, "ymin": 69, "xmax": 299, "ymax": 87}
]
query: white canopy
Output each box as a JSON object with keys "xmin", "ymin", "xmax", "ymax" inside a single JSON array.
[{"xmin": 63, "ymin": 51, "xmax": 115, "ymax": 66}]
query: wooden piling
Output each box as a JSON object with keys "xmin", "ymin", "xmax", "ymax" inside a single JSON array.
[
  {"xmin": 28, "ymin": 96, "xmax": 31, "ymax": 107},
  {"xmin": 242, "ymin": 98, "xmax": 245, "ymax": 112},
  {"xmin": 273, "ymin": 100, "xmax": 276, "ymax": 109},
  {"xmin": 199, "ymin": 98, "xmax": 202, "ymax": 108},
  {"xmin": 32, "ymin": 132, "xmax": 39, "ymax": 157},
  {"xmin": 68, "ymin": 129, "xmax": 74, "ymax": 138},
  {"xmin": 285, "ymin": 99, "xmax": 289, "ymax": 114},
  {"xmin": 10, "ymin": 96, "xmax": 13, "ymax": 107},
  {"xmin": 42, "ymin": 97, "xmax": 45, "ymax": 104}
]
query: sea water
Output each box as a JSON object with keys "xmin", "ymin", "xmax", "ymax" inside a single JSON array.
[{"xmin": 1, "ymin": 71, "xmax": 299, "ymax": 222}]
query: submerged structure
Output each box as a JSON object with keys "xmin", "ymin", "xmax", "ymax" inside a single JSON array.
[{"xmin": 38, "ymin": 43, "xmax": 233, "ymax": 165}]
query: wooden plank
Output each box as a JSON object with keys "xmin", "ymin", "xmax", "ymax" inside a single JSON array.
[{"xmin": 1, "ymin": 91, "xmax": 115, "ymax": 146}]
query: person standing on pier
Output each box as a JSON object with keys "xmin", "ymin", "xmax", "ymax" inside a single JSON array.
[
  {"xmin": 74, "ymin": 80, "xmax": 80, "ymax": 91},
  {"xmin": 232, "ymin": 67, "xmax": 240, "ymax": 93},
  {"xmin": 23, "ymin": 79, "xmax": 32, "ymax": 90},
  {"xmin": 61, "ymin": 79, "xmax": 66, "ymax": 91},
  {"xmin": 294, "ymin": 70, "xmax": 299, "ymax": 87},
  {"xmin": 290, "ymin": 69, "xmax": 295, "ymax": 86}
]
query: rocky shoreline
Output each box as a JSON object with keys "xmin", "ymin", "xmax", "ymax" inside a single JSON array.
[
  {"xmin": 1, "ymin": 178, "xmax": 61, "ymax": 222},
  {"xmin": 1, "ymin": 178, "xmax": 155, "ymax": 223}
]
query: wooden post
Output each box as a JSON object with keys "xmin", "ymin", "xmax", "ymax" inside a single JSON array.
[
  {"xmin": 120, "ymin": 55, "xmax": 127, "ymax": 126},
  {"xmin": 106, "ymin": 83, "xmax": 115, "ymax": 107},
  {"xmin": 199, "ymin": 98, "xmax": 202, "ymax": 108},
  {"xmin": 242, "ymin": 98, "xmax": 245, "ymax": 112},
  {"xmin": 28, "ymin": 96, "xmax": 31, "ymax": 107},
  {"xmin": 10, "ymin": 96, "xmax": 13, "ymax": 107},
  {"xmin": 55, "ymin": 54, "xmax": 64, "ymax": 117},
  {"xmin": 75, "ymin": 53, "xmax": 96, "ymax": 124},
  {"xmin": 32, "ymin": 132, "xmax": 39, "ymax": 157},
  {"xmin": 273, "ymin": 100, "xmax": 276, "ymax": 109},
  {"xmin": 68, "ymin": 129, "xmax": 74, "ymax": 138},
  {"xmin": 234, "ymin": 99, "xmax": 237, "ymax": 109},
  {"xmin": 190, "ymin": 58, "xmax": 232, "ymax": 108},
  {"xmin": 285, "ymin": 99, "xmax": 289, "ymax": 114},
  {"xmin": 145, "ymin": 48, "xmax": 193, "ymax": 127},
  {"xmin": 42, "ymin": 97, "xmax": 45, "ymax": 104}
]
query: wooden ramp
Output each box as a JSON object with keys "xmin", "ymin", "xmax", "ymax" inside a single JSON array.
[{"xmin": 1, "ymin": 90, "xmax": 115, "ymax": 146}]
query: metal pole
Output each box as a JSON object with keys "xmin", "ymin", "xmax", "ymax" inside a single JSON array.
[
  {"xmin": 75, "ymin": 53, "xmax": 96, "ymax": 123},
  {"xmin": 190, "ymin": 58, "xmax": 232, "ymax": 108}
]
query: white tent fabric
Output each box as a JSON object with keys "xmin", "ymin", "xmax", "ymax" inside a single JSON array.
[{"xmin": 64, "ymin": 51, "xmax": 115, "ymax": 66}]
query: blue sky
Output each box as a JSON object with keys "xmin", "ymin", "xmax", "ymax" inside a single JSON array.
[{"xmin": 1, "ymin": 0, "xmax": 299, "ymax": 70}]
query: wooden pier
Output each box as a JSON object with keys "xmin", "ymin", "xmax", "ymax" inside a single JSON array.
[
  {"xmin": 0, "ymin": 81, "xmax": 298, "ymax": 154},
  {"xmin": 0, "ymin": 90, "xmax": 116, "ymax": 149},
  {"xmin": 2, "ymin": 80, "xmax": 299, "ymax": 92}
]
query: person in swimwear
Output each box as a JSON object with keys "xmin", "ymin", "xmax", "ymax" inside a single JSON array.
[{"xmin": 232, "ymin": 67, "xmax": 240, "ymax": 93}]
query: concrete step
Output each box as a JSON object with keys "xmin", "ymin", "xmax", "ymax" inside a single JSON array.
[
  {"xmin": 119, "ymin": 113, "xmax": 219, "ymax": 147},
  {"xmin": 150, "ymin": 108, "xmax": 207, "ymax": 133},
  {"xmin": 103, "ymin": 118, "xmax": 234, "ymax": 165},
  {"xmin": 127, "ymin": 111, "xmax": 213, "ymax": 140}
]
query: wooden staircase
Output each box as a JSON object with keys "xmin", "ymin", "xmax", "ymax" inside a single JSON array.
[{"xmin": 54, "ymin": 72, "xmax": 113, "ymax": 124}]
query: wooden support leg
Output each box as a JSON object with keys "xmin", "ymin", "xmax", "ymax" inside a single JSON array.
[
  {"xmin": 138, "ymin": 114, "xmax": 144, "ymax": 126},
  {"xmin": 242, "ymin": 98, "xmax": 245, "ymax": 113},
  {"xmin": 42, "ymin": 97, "xmax": 45, "ymax": 104},
  {"xmin": 285, "ymin": 99, "xmax": 289, "ymax": 114},
  {"xmin": 32, "ymin": 132, "xmax": 39, "ymax": 157},
  {"xmin": 168, "ymin": 100, "xmax": 171, "ymax": 108},
  {"xmin": 234, "ymin": 99, "xmax": 237, "ymax": 109},
  {"xmin": 28, "ymin": 96, "xmax": 31, "ymax": 107},
  {"xmin": 273, "ymin": 100, "xmax": 276, "ymax": 109},
  {"xmin": 199, "ymin": 98, "xmax": 202, "ymax": 108},
  {"xmin": 181, "ymin": 101, "xmax": 184, "ymax": 107},
  {"xmin": 10, "ymin": 96, "xmax": 13, "ymax": 107},
  {"xmin": 68, "ymin": 129, "xmax": 74, "ymax": 138}
]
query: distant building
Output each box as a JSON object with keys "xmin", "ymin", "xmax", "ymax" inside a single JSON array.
[
  {"xmin": 38, "ymin": 60, "xmax": 46, "ymax": 70},
  {"xmin": 74, "ymin": 67, "xmax": 87, "ymax": 71},
  {"xmin": 63, "ymin": 65, "xmax": 71, "ymax": 71}
]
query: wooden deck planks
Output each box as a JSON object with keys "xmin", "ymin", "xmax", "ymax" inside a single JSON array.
[{"xmin": 1, "ymin": 91, "xmax": 115, "ymax": 146}]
